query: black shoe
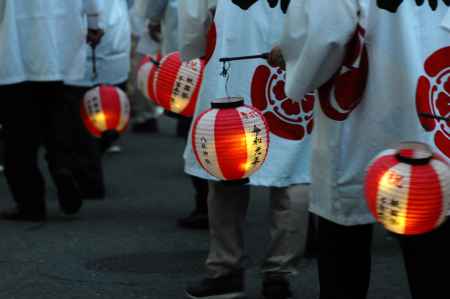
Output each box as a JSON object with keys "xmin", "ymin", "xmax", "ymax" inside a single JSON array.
[
  {"xmin": 177, "ymin": 210, "xmax": 209, "ymax": 230},
  {"xmin": 53, "ymin": 169, "xmax": 82, "ymax": 215},
  {"xmin": 185, "ymin": 273, "xmax": 245, "ymax": 299},
  {"xmin": 262, "ymin": 273, "xmax": 292, "ymax": 299},
  {"xmin": 0, "ymin": 207, "xmax": 46, "ymax": 222},
  {"xmin": 132, "ymin": 118, "xmax": 159, "ymax": 133}
]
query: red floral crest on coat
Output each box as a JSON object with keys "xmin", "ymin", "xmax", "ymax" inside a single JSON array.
[
  {"xmin": 318, "ymin": 25, "xmax": 369, "ymax": 121},
  {"xmin": 251, "ymin": 65, "xmax": 315, "ymax": 140},
  {"xmin": 416, "ymin": 46, "xmax": 450, "ymax": 158}
]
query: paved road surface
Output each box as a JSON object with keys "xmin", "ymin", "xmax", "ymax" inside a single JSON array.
[{"xmin": 0, "ymin": 116, "xmax": 411, "ymax": 299}]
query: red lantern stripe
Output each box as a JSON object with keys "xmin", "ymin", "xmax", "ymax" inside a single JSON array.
[
  {"xmin": 193, "ymin": 109, "xmax": 224, "ymax": 179},
  {"xmin": 99, "ymin": 86, "xmax": 121, "ymax": 132},
  {"xmin": 214, "ymin": 108, "xmax": 248, "ymax": 180},
  {"xmin": 155, "ymin": 53, "xmax": 182, "ymax": 110}
]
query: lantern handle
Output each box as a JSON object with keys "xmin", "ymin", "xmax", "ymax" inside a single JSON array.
[
  {"xmin": 219, "ymin": 53, "xmax": 269, "ymax": 63},
  {"xmin": 91, "ymin": 46, "xmax": 98, "ymax": 80},
  {"xmin": 419, "ymin": 113, "xmax": 450, "ymax": 122},
  {"xmin": 149, "ymin": 57, "xmax": 160, "ymax": 67}
]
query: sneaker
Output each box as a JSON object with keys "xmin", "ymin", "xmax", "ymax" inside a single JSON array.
[
  {"xmin": 106, "ymin": 145, "xmax": 122, "ymax": 154},
  {"xmin": 53, "ymin": 169, "xmax": 82, "ymax": 215},
  {"xmin": 185, "ymin": 273, "xmax": 245, "ymax": 299},
  {"xmin": 132, "ymin": 118, "xmax": 158, "ymax": 133},
  {"xmin": 177, "ymin": 210, "xmax": 209, "ymax": 230},
  {"xmin": 262, "ymin": 273, "xmax": 292, "ymax": 299}
]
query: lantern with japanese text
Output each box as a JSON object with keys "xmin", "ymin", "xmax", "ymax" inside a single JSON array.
[
  {"xmin": 81, "ymin": 85, "xmax": 130, "ymax": 138},
  {"xmin": 365, "ymin": 142, "xmax": 450, "ymax": 235},
  {"xmin": 154, "ymin": 52, "xmax": 205, "ymax": 117},
  {"xmin": 192, "ymin": 97, "xmax": 269, "ymax": 183},
  {"xmin": 137, "ymin": 54, "xmax": 161, "ymax": 103}
]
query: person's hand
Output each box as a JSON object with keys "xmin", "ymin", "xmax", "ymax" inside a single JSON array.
[
  {"xmin": 87, "ymin": 28, "xmax": 105, "ymax": 48},
  {"xmin": 267, "ymin": 46, "xmax": 286, "ymax": 70},
  {"xmin": 148, "ymin": 23, "xmax": 162, "ymax": 43}
]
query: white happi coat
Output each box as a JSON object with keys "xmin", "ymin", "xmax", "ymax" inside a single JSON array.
[
  {"xmin": 281, "ymin": 0, "xmax": 450, "ymax": 225},
  {"xmin": 135, "ymin": 0, "xmax": 179, "ymax": 54},
  {"xmin": 0, "ymin": 0, "xmax": 100, "ymax": 84},
  {"xmin": 180, "ymin": 0, "xmax": 313, "ymax": 187},
  {"xmin": 66, "ymin": 0, "xmax": 132, "ymax": 87}
]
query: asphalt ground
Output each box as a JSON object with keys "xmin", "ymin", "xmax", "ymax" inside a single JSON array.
[{"xmin": 0, "ymin": 116, "xmax": 412, "ymax": 299}]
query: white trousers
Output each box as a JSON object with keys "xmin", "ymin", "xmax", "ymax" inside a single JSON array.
[{"xmin": 206, "ymin": 182, "xmax": 310, "ymax": 278}]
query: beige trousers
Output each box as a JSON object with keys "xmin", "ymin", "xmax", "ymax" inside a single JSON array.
[{"xmin": 206, "ymin": 182, "xmax": 310, "ymax": 278}]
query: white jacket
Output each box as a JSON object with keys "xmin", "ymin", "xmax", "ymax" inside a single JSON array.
[
  {"xmin": 0, "ymin": 0, "xmax": 100, "ymax": 84},
  {"xmin": 136, "ymin": 0, "xmax": 179, "ymax": 55},
  {"xmin": 66, "ymin": 0, "xmax": 132, "ymax": 86},
  {"xmin": 281, "ymin": 0, "xmax": 450, "ymax": 225},
  {"xmin": 179, "ymin": 0, "xmax": 313, "ymax": 187}
]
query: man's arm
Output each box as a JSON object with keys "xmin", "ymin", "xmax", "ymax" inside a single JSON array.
[{"xmin": 280, "ymin": 0, "xmax": 359, "ymax": 101}]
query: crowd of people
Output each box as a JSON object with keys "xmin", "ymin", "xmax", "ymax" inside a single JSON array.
[{"xmin": 0, "ymin": 1, "xmax": 449, "ymax": 299}]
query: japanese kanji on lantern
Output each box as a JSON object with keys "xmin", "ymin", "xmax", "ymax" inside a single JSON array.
[
  {"xmin": 154, "ymin": 52, "xmax": 205, "ymax": 117},
  {"xmin": 192, "ymin": 97, "xmax": 270, "ymax": 183},
  {"xmin": 137, "ymin": 54, "xmax": 161, "ymax": 103},
  {"xmin": 364, "ymin": 142, "xmax": 450, "ymax": 235},
  {"xmin": 81, "ymin": 85, "xmax": 130, "ymax": 138}
]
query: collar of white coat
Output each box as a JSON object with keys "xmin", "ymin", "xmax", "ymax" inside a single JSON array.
[{"xmin": 442, "ymin": 8, "xmax": 450, "ymax": 31}]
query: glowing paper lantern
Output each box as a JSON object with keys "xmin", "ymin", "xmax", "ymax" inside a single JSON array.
[
  {"xmin": 137, "ymin": 54, "xmax": 161, "ymax": 102},
  {"xmin": 365, "ymin": 142, "xmax": 450, "ymax": 235},
  {"xmin": 81, "ymin": 85, "xmax": 130, "ymax": 138},
  {"xmin": 192, "ymin": 97, "xmax": 270, "ymax": 183},
  {"xmin": 154, "ymin": 52, "xmax": 205, "ymax": 117}
]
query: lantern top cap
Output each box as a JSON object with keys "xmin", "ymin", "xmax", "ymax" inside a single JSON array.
[
  {"xmin": 395, "ymin": 142, "xmax": 433, "ymax": 165},
  {"xmin": 211, "ymin": 97, "xmax": 244, "ymax": 109}
]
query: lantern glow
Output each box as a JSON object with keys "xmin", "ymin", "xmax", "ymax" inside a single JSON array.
[
  {"xmin": 153, "ymin": 52, "xmax": 205, "ymax": 117},
  {"xmin": 81, "ymin": 85, "xmax": 130, "ymax": 138},
  {"xmin": 192, "ymin": 97, "xmax": 269, "ymax": 182},
  {"xmin": 365, "ymin": 142, "xmax": 450, "ymax": 235}
]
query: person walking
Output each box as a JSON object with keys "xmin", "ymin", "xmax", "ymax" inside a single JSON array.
[
  {"xmin": 136, "ymin": 0, "xmax": 211, "ymax": 230},
  {"xmin": 179, "ymin": 1, "xmax": 313, "ymax": 298},
  {"xmin": 274, "ymin": 1, "xmax": 450, "ymax": 298},
  {"xmin": 0, "ymin": 0, "xmax": 103, "ymax": 221},
  {"xmin": 64, "ymin": 0, "xmax": 133, "ymax": 199}
]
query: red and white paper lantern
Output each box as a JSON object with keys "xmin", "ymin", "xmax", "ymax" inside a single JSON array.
[
  {"xmin": 81, "ymin": 85, "xmax": 130, "ymax": 138},
  {"xmin": 137, "ymin": 54, "xmax": 161, "ymax": 102},
  {"xmin": 192, "ymin": 97, "xmax": 270, "ymax": 183},
  {"xmin": 154, "ymin": 52, "xmax": 205, "ymax": 117},
  {"xmin": 365, "ymin": 142, "xmax": 450, "ymax": 235}
]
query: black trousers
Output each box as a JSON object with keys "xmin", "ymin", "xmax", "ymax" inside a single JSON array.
[
  {"xmin": 0, "ymin": 82, "xmax": 78, "ymax": 212},
  {"xmin": 317, "ymin": 216, "xmax": 449, "ymax": 299},
  {"xmin": 64, "ymin": 85, "xmax": 104, "ymax": 196},
  {"xmin": 64, "ymin": 81, "xmax": 128, "ymax": 196}
]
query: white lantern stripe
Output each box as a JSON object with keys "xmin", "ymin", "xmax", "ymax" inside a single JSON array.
[
  {"xmin": 237, "ymin": 106, "xmax": 270, "ymax": 178},
  {"xmin": 192, "ymin": 109, "xmax": 224, "ymax": 179},
  {"xmin": 116, "ymin": 88, "xmax": 130, "ymax": 133},
  {"xmin": 88, "ymin": 87, "xmax": 108, "ymax": 132}
]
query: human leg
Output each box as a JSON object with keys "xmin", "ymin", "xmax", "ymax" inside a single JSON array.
[
  {"xmin": 317, "ymin": 217, "xmax": 373, "ymax": 299},
  {"xmin": 186, "ymin": 181, "xmax": 250, "ymax": 298},
  {"xmin": 261, "ymin": 184, "xmax": 311, "ymax": 299},
  {"xmin": 0, "ymin": 82, "xmax": 46, "ymax": 221},
  {"xmin": 396, "ymin": 218, "xmax": 449, "ymax": 299}
]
